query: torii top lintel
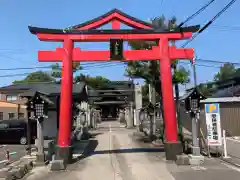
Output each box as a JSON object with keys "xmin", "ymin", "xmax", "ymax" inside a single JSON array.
[
  {"xmin": 28, "ymin": 8, "xmax": 200, "ymax": 41},
  {"xmin": 68, "ymin": 8, "xmax": 153, "ymax": 30},
  {"xmin": 28, "ymin": 9, "xmax": 200, "ymax": 61}
]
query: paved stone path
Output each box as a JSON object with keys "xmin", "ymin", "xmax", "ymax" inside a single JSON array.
[{"xmin": 25, "ymin": 121, "xmax": 240, "ymax": 180}]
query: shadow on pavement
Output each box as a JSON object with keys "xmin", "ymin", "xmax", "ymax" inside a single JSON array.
[
  {"xmin": 89, "ymin": 132, "xmax": 103, "ymax": 138},
  {"xmin": 93, "ymin": 147, "xmax": 164, "ymax": 155},
  {"xmin": 71, "ymin": 139, "xmax": 99, "ymax": 163}
]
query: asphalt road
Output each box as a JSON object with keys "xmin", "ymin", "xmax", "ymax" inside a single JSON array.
[{"xmin": 0, "ymin": 145, "xmax": 26, "ymax": 169}]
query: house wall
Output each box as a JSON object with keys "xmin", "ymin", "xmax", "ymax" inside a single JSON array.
[
  {"xmin": 0, "ymin": 91, "xmax": 28, "ymax": 120},
  {"xmin": 0, "ymin": 86, "xmax": 88, "ymax": 139},
  {"xmin": 180, "ymin": 102, "xmax": 240, "ymax": 137},
  {"xmin": 43, "ymin": 110, "xmax": 58, "ymax": 139},
  {"xmin": 0, "ymin": 101, "xmax": 27, "ymax": 120},
  {"xmin": 219, "ymin": 102, "xmax": 240, "ymax": 136},
  {"xmin": 0, "ymin": 92, "xmax": 27, "ymax": 105}
]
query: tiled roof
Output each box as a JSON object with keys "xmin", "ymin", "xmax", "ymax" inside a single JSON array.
[
  {"xmin": 212, "ymin": 84, "xmax": 240, "ymax": 98},
  {"xmin": 201, "ymin": 97, "xmax": 240, "ymax": 103},
  {"xmin": 0, "ymin": 82, "xmax": 86, "ymax": 95}
]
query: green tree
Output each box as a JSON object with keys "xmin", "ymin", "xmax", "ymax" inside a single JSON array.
[
  {"xmin": 126, "ymin": 16, "xmax": 189, "ymax": 132},
  {"xmin": 214, "ymin": 63, "xmax": 236, "ymax": 81},
  {"xmin": 74, "ymin": 74, "xmax": 110, "ymax": 89},
  {"xmin": 51, "ymin": 62, "xmax": 82, "ymax": 78},
  {"xmin": 198, "ymin": 83, "xmax": 214, "ymax": 97},
  {"xmin": 126, "ymin": 15, "xmax": 190, "ymax": 94},
  {"xmin": 13, "ymin": 71, "xmax": 56, "ymax": 84}
]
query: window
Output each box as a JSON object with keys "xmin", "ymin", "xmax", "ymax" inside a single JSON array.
[
  {"xmin": 0, "ymin": 123, "xmax": 8, "ymax": 129},
  {"xmin": 6, "ymin": 95, "xmax": 18, "ymax": 101},
  {"xmin": 18, "ymin": 113, "xmax": 24, "ymax": 118},
  {"xmin": 8, "ymin": 113, "xmax": 15, "ymax": 120},
  {"xmin": 0, "ymin": 112, "xmax": 3, "ymax": 120}
]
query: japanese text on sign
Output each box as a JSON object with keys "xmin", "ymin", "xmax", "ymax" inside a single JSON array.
[{"xmin": 205, "ymin": 103, "xmax": 222, "ymax": 146}]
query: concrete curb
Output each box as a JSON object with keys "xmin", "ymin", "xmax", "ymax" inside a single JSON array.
[{"xmin": 0, "ymin": 160, "xmax": 34, "ymax": 180}]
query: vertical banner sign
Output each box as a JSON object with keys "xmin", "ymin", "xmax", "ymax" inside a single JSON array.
[
  {"xmin": 205, "ymin": 103, "xmax": 222, "ymax": 146},
  {"xmin": 110, "ymin": 39, "xmax": 124, "ymax": 60}
]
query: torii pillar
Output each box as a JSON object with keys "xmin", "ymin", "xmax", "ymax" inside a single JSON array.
[{"xmin": 56, "ymin": 38, "xmax": 74, "ymax": 163}]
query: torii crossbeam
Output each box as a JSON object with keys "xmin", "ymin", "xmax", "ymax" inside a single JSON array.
[{"xmin": 28, "ymin": 9, "xmax": 200, "ymax": 163}]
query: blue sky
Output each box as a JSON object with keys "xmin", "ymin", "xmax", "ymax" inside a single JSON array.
[{"xmin": 0, "ymin": 0, "xmax": 239, "ymax": 90}]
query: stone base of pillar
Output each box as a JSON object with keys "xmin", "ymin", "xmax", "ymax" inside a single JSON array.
[
  {"xmin": 55, "ymin": 146, "xmax": 73, "ymax": 164},
  {"xmin": 36, "ymin": 153, "xmax": 45, "ymax": 163},
  {"xmin": 49, "ymin": 159, "xmax": 66, "ymax": 171},
  {"xmin": 188, "ymin": 154, "xmax": 204, "ymax": 165},
  {"xmin": 164, "ymin": 141, "xmax": 183, "ymax": 161}
]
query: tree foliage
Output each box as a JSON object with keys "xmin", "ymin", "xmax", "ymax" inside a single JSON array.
[
  {"xmin": 12, "ymin": 68, "xmax": 110, "ymax": 90},
  {"xmin": 126, "ymin": 15, "xmax": 190, "ymax": 94},
  {"xmin": 13, "ymin": 71, "xmax": 56, "ymax": 84},
  {"xmin": 198, "ymin": 83, "xmax": 214, "ymax": 97},
  {"xmin": 197, "ymin": 63, "xmax": 239, "ymax": 96},
  {"xmin": 74, "ymin": 74, "xmax": 110, "ymax": 89},
  {"xmin": 214, "ymin": 63, "xmax": 236, "ymax": 81},
  {"xmin": 51, "ymin": 62, "xmax": 82, "ymax": 78}
]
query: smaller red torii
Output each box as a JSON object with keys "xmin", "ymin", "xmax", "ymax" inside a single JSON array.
[{"xmin": 28, "ymin": 9, "xmax": 200, "ymax": 163}]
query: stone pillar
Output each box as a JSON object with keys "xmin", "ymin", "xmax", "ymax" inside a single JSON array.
[
  {"xmin": 36, "ymin": 118, "xmax": 45, "ymax": 162},
  {"xmin": 92, "ymin": 110, "xmax": 97, "ymax": 129},
  {"xmin": 126, "ymin": 104, "xmax": 133, "ymax": 128},
  {"xmin": 119, "ymin": 110, "xmax": 124, "ymax": 124},
  {"xmin": 86, "ymin": 104, "xmax": 91, "ymax": 128},
  {"xmin": 134, "ymin": 84, "xmax": 142, "ymax": 129}
]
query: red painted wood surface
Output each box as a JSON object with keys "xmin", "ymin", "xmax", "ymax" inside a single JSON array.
[
  {"xmin": 159, "ymin": 38, "xmax": 178, "ymax": 142},
  {"xmin": 58, "ymin": 38, "xmax": 73, "ymax": 147},
  {"xmin": 37, "ymin": 32, "xmax": 193, "ymax": 42},
  {"xmin": 76, "ymin": 12, "xmax": 152, "ymax": 30},
  {"xmin": 38, "ymin": 47, "xmax": 194, "ymax": 62}
]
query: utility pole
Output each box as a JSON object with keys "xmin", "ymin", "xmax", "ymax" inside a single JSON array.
[{"xmin": 193, "ymin": 62, "xmax": 197, "ymax": 87}]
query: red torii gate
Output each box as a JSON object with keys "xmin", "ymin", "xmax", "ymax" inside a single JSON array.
[{"xmin": 28, "ymin": 9, "xmax": 199, "ymax": 162}]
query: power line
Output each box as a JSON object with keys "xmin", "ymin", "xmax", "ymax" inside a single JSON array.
[
  {"xmin": 179, "ymin": 62, "xmax": 222, "ymax": 68},
  {"xmin": 0, "ymin": 60, "xmax": 230, "ymax": 79},
  {"xmin": 181, "ymin": 0, "xmax": 237, "ymax": 47},
  {"xmin": 211, "ymin": 25, "xmax": 240, "ymax": 31},
  {"xmin": 0, "ymin": 73, "xmax": 31, "ymax": 78},
  {"xmin": 178, "ymin": 0, "xmax": 216, "ymax": 27},
  {"xmin": 196, "ymin": 58, "xmax": 240, "ymax": 66},
  {"xmin": 0, "ymin": 62, "xmax": 125, "ymax": 78},
  {"xmin": 0, "ymin": 66, "xmax": 53, "ymax": 71},
  {"xmin": 82, "ymin": 62, "xmax": 125, "ymax": 70},
  {"xmin": 212, "ymin": 25, "xmax": 240, "ymax": 30},
  {"xmin": 82, "ymin": 61, "xmax": 124, "ymax": 67},
  {"xmin": 0, "ymin": 57, "xmax": 239, "ymax": 72},
  {"xmin": 0, "ymin": 61, "xmax": 124, "ymax": 71},
  {"xmin": 0, "ymin": 49, "xmax": 26, "ymax": 51},
  {"xmin": 0, "ymin": 60, "xmax": 237, "ymax": 79}
]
